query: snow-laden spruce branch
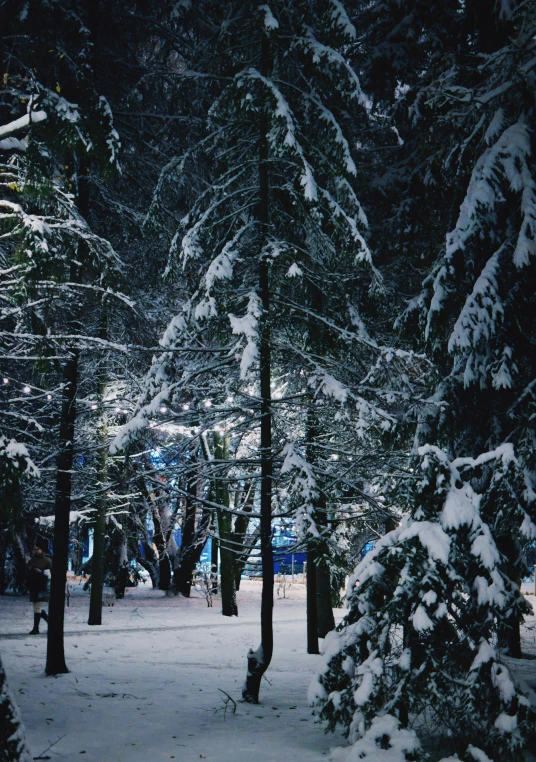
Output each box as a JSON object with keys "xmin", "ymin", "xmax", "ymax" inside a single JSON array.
[
  {"xmin": 294, "ymin": 29, "xmax": 370, "ymax": 108},
  {"xmin": 426, "ymin": 119, "xmax": 536, "ymax": 346},
  {"xmin": 0, "ymin": 110, "xmax": 47, "ymax": 139},
  {"xmin": 237, "ymin": 68, "xmax": 319, "ymax": 201}
]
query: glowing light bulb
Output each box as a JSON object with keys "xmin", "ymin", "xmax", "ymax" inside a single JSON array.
[
  {"xmin": 115, "ymin": 406, "xmax": 121, "ymax": 413},
  {"xmin": 2, "ymin": 378, "xmax": 8, "ymax": 384},
  {"xmin": 23, "ymin": 386, "xmax": 31, "ymax": 394},
  {"xmin": 226, "ymin": 396, "xmax": 234, "ymax": 404},
  {"xmin": 47, "ymin": 394, "xmax": 52, "ymax": 401},
  {"xmin": 203, "ymin": 400, "xmax": 212, "ymax": 408},
  {"xmin": 91, "ymin": 404, "xmax": 98, "ymax": 410},
  {"xmin": 160, "ymin": 406, "xmax": 167, "ymax": 413},
  {"xmin": 182, "ymin": 403, "xmax": 190, "ymax": 411}
]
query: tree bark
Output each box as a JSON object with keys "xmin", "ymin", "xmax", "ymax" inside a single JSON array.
[
  {"xmin": 88, "ymin": 370, "xmax": 108, "ymax": 625},
  {"xmin": 304, "ymin": 280, "xmax": 335, "ymax": 644},
  {"xmin": 113, "ymin": 526, "xmax": 129, "ymax": 599},
  {"xmin": 173, "ymin": 464, "xmax": 200, "ymax": 596},
  {"xmin": 210, "ymin": 515, "xmax": 219, "ymax": 594},
  {"xmin": 46, "ymin": 351, "xmax": 78, "ymax": 675},
  {"xmin": 242, "ymin": 31, "xmax": 273, "ymax": 704},
  {"xmin": 316, "ymin": 560, "xmax": 335, "ymax": 638},
  {"xmin": 306, "ymin": 551, "xmax": 319, "ymax": 654},
  {"xmin": 233, "ymin": 487, "xmax": 254, "ymax": 591},
  {"xmin": 214, "ymin": 431, "xmax": 237, "ymax": 616}
]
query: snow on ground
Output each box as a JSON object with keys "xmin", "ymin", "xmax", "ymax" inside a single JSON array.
[
  {"xmin": 1, "ymin": 580, "xmax": 535, "ymax": 762},
  {"xmin": 0, "ymin": 579, "xmax": 346, "ymax": 762}
]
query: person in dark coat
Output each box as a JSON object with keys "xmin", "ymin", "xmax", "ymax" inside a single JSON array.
[{"xmin": 28, "ymin": 539, "xmax": 52, "ymax": 635}]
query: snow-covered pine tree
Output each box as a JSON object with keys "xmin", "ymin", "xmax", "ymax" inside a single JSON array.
[
  {"xmin": 1, "ymin": 0, "xmax": 125, "ymax": 674},
  {"xmin": 110, "ymin": 0, "xmax": 433, "ymax": 698},
  {"xmin": 311, "ymin": 444, "xmax": 535, "ymax": 762},
  {"xmin": 0, "ymin": 654, "xmax": 32, "ymax": 762},
  {"xmin": 330, "ymin": 0, "xmax": 536, "ymax": 658},
  {"xmin": 0, "ymin": 440, "xmax": 36, "ymax": 761},
  {"xmin": 384, "ymin": 0, "xmax": 536, "ymax": 657}
]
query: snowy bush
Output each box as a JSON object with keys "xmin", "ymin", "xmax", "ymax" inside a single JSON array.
[
  {"xmin": 311, "ymin": 444, "xmax": 535, "ymax": 761},
  {"xmin": 0, "ymin": 655, "xmax": 32, "ymax": 762}
]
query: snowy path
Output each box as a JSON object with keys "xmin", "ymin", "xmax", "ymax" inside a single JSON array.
[
  {"xmin": 2, "ymin": 582, "xmax": 536, "ymax": 762},
  {"xmin": 0, "ymin": 618, "xmax": 305, "ymax": 640},
  {"xmin": 0, "ymin": 581, "xmax": 346, "ymax": 762}
]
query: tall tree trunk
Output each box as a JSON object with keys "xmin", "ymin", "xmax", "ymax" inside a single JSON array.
[
  {"xmin": 46, "ymin": 351, "xmax": 78, "ymax": 675},
  {"xmin": 114, "ymin": 529, "xmax": 129, "ymax": 599},
  {"xmin": 210, "ymin": 515, "xmax": 219, "ymax": 593},
  {"xmin": 233, "ymin": 486, "xmax": 254, "ymax": 591},
  {"xmin": 306, "ymin": 550, "xmax": 319, "ymax": 654},
  {"xmin": 316, "ymin": 560, "xmax": 335, "ymax": 637},
  {"xmin": 174, "ymin": 466, "xmax": 198, "ymax": 596},
  {"xmin": 214, "ymin": 431, "xmax": 237, "ymax": 616},
  {"xmin": 0, "ymin": 655, "xmax": 32, "ymax": 762},
  {"xmin": 242, "ymin": 32, "xmax": 273, "ymax": 704},
  {"xmin": 305, "ymin": 281, "xmax": 335, "ymax": 644},
  {"xmin": 88, "ymin": 369, "xmax": 108, "ymax": 625},
  {"xmin": 174, "ymin": 503, "xmax": 211, "ymax": 597},
  {"xmin": 151, "ymin": 494, "xmax": 171, "ymax": 591},
  {"xmin": 178, "ymin": 478, "xmax": 196, "ymax": 571}
]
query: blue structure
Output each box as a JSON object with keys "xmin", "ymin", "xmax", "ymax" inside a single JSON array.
[{"xmin": 360, "ymin": 541, "xmax": 376, "ymax": 560}]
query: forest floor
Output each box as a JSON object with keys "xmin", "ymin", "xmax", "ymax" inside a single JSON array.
[{"xmin": 1, "ymin": 579, "xmax": 536, "ymax": 762}]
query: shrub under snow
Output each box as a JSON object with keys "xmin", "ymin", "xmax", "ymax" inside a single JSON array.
[{"xmin": 311, "ymin": 444, "xmax": 536, "ymax": 761}]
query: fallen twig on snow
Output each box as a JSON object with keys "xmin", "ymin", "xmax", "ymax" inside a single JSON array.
[{"xmin": 33, "ymin": 733, "xmax": 66, "ymax": 760}]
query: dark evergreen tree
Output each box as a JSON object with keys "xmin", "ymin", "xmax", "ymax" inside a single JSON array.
[{"xmin": 311, "ymin": 445, "xmax": 535, "ymax": 761}]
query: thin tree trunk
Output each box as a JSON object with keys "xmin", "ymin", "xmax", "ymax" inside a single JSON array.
[
  {"xmin": 306, "ymin": 551, "xmax": 319, "ymax": 654},
  {"xmin": 174, "ymin": 467, "xmax": 197, "ymax": 596},
  {"xmin": 88, "ymin": 370, "xmax": 108, "ymax": 625},
  {"xmin": 233, "ymin": 486, "xmax": 254, "ymax": 591},
  {"xmin": 46, "ymin": 351, "xmax": 78, "ymax": 675},
  {"xmin": 316, "ymin": 561, "xmax": 335, "ymax": 637},
  {"xmin": 174, "ymin": 507, "xmax": 211, "ymax": 597},
  {"xmin": 114, "ymin": 530, "xmax": 129, "ymax": 599},
  {"xmin": 242, "ymin": 31, "xmax": 273, "ymax": 703},
  {"xmin": 214, "ymin": 431, "xmax": 237, "ymax": 616},
  {"xmin": 305, "ymin": 280, "xmax": 335, "ymax": 644},
  {"xmin": 210, "ymin": 516, "xmax": 219, "ymax": 594}
]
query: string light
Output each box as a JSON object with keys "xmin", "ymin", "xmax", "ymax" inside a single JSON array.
[
  {"xmin": 91, "ymin": 404, "xmax": 98, "ymax": 410},
  {"xmin": 115, "ymin": 406, "xmax": 121, "ymax": 413},
  {"xmin": 203, "ymin": 400, "xmax": 212, "ymax": 408},
  {"xmin": 226, "ymin": 396, "xmax": 234, "ymax": 404},
  {"xmin": 47, "ymin": 394, "xmax": 52, "ymax": 401},
  {"xmin": 23, "ymin": 385, "xmax": 31, "ymax": 394},
  {"xmin": 160, "ymin": 406, "xmax": 167, "ymax": 413},
  {"xmin": 2, "ymin": 378, "xmax": 8, "ymax": 384},
  {"xmin": 182, "ymin": 403, "xmax": 190, "ymax": 411}
]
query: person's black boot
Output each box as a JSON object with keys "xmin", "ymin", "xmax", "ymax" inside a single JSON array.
[
  {"xmin": 40, "ymin": 610, "xmax": 48, "ymax": 623},
  {"xmin": 29, "ymin": 613, "xmax": 40, "ymax": 635}
]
